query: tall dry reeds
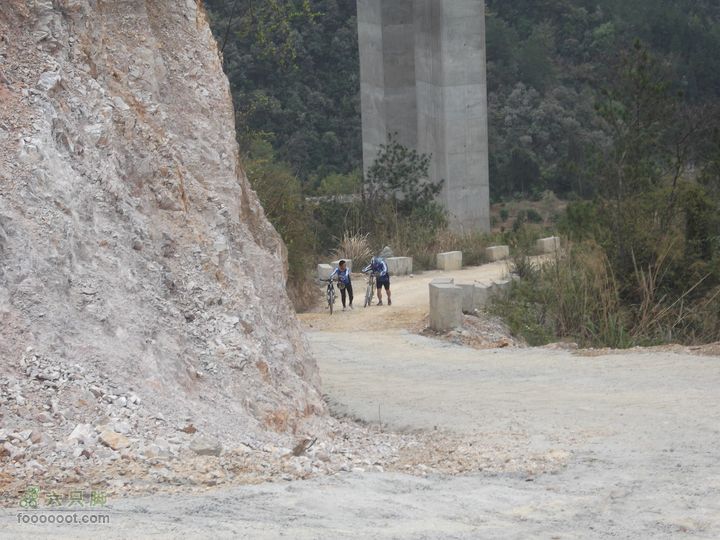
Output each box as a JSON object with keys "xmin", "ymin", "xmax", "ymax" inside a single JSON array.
[
  {"xmin": 493, "ymin": 240, "xmax": 720, "ymax": 347},
  {"xmin": 331, "ymin": 231, "xmax": 373, "ymax": 269}
]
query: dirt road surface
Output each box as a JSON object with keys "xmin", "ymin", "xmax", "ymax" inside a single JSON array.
[{"xmin": 3, "ymin": 265, "xmax": 719, "ymax": 539}]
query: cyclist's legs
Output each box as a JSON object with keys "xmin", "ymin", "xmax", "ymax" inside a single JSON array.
[
  {"xmin": 340, "ymin": 286, "xmax": 348, "ymax": 307},
  {"xmin": 376, "ymin": 276, "xmax": 389, "ymax": 301},
  {"xmin": 346, "ymin": 282, "xmax": 354, "ymax": 306}
]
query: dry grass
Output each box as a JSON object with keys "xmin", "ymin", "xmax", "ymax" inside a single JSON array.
[{"xmin": 331, "ymin": 231, "xmax": 373, "ymax": 268}]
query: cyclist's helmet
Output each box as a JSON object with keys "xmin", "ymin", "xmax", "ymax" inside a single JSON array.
[{"xmin": 371, "ymin": 256, "xmax": 377, "ymax": 265}]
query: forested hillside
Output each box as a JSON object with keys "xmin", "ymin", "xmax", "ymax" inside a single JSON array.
[
  {"xmin": 204, "ymin": 0, "xmax": 720, "ymax": 198},
  {"xmin": 204, "ymin": 0, "xmax": 361, "ymax": 188},
  {"xmin": 486, "ymin": 0, "xmax": 720, "ymax": 198}
]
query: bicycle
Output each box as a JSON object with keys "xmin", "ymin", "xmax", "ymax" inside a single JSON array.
[
  {"xmin": 362, "ymin": 271, "xmax": 376, "ymax": 307},
  {"xmin": 320, "ymin": 278, "xmax": 336, "ymax": 315}
]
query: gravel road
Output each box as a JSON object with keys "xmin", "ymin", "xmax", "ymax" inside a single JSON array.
[{"xmin": 3, "ymin": 266, "xmax": 719, "ymax": 539}]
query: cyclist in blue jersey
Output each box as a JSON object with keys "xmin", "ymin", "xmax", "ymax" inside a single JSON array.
[
  {"xmin": 362, "ymin": 256, "xmax": 392, "ymax": 306},
  {"xmin": 329, "ymin": 260, "xmax": 353, "ymax": 310}
]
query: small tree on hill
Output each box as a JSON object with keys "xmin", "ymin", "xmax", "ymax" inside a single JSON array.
[{"xmin": 364, "ymin": 133, "xmax": 444, "ymax": 215}]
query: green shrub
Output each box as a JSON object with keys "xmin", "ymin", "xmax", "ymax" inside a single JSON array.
[{"xmin": 491, "ymin": 242, "xmax": 632, "ymax": 348}]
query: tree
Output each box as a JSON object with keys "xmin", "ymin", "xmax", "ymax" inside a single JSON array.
[{"xmin": 364, "ymin": 133, "xmax": 443, "ymax": 215}]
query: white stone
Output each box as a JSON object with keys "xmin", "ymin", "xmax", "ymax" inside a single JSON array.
[
  {"xmin": 37, "ymin": 71, "xmax": 61, "ymax": 92},
  {"xmin": 385, "ymin": 256, "xmax": 413, "ymax": 276},
  {"xmin": 68, "ymin": 423, "xmax": 95, "ymax": 445},
  {"xmin": 536, "ymin": 236, "xmax": 561, "ymax": 254},
  {"xmin": 112, "ymin": 96, "xmax": 130, "ymax": 111},
  {"xmin": 189, "ymin": 436, "xmax": 222, "ymax": 456},
  {"xmin": 429, "ymin": 283, "xmax": 463, "ymax": 331},
  {"xmin": 472, "ymin": 282, "xmax": 494, "ymax": 310},
  {"xmin": 485, "ymin": 245, "xmax": 510, "ymax": 261},
  {"xmin": 436, "ymin": 251, "xmax": 462, "ymax": 271},
  {"xmin": 493, "ymin": 279, "xmax": 512, "ymax": 295}
]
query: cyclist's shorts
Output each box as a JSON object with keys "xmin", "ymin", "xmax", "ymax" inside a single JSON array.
[{"xmin": 376, "ymin": 275, "xmax": 390, "ymax": 290}]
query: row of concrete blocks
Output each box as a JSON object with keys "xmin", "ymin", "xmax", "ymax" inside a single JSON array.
[
  {"xmin": 435, "ymin": 237, "xmax": 561, "ymax": 271},
  {"xmin": 316, "ymin": 257, "xmax": 413, "ymax": 279},
  {"xmin": 429, "ymin": 277, "xmax": 513, "ymax": 332}
]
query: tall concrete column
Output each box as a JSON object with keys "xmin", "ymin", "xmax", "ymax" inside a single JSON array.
[
  {"xmin": 358, "ymin": 0, "xmax": 418, "ymax": 164},
  {"xmin": 358, "ymin": 0, "xmax": 490, "ymax": 233}
]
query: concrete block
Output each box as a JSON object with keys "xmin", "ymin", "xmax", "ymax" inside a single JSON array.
[
  {"xmin": 436, "ymin": 251, "xmax": 462, "ymax": 271},
  {"xmin": 385, "ymin": 256, "xmax": 413, "ymax": 276},
  {"xmin": 472, "ymin": 282, "xmax": 493, "ymax": 310},
  {"xmin": 492, "ymin": 279, "xmax": 512, "ymax": 296},
  {"xmin": 430, "ymin": 277, "xmax": 454, "ymax": 285},
  {"xmin": 317, "ymin": 264, "xmax": 333, "ymax": 280},
  {"xmin": 429, "ymin": 283, "xmax": 463, "ymax": 332},
  {"xmin": 536, "ymin": 236, "xmax": 561, "ymax": 254},
  {"xmin": 456, "ymin": 283, "xmax": 475, "ymax": 313},
  {"xmin": 472, "ymin": 279, "xmax": 512, "ymax": 310},
  {"xmin": 485, "ymin": 245, "xmax": 509, "ymax": 262},
  {"xmin": 330, "ymin": 259, "xmax": 353, "ymax": 272}
]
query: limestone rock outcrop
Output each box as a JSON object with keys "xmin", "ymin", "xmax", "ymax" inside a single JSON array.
[{"xmin": 0, "ymin": 0, "xmax": 323, "ymax": 444}]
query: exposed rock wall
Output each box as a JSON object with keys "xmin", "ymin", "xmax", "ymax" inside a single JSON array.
[{"xmin": 0, "ymin": 0, "xmax": 323, "ymax": 443}]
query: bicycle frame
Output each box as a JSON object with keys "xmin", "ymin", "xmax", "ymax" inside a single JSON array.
[
  {"xmin": 363, "ymin": 271, "xmax": 376, "ymax": 307},
  {"xmin": 321, "ymin": 278, "xmax": 336, "ymax": 315}
]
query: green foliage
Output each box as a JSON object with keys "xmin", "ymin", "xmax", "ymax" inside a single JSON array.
[
  {"xmin": 365, "ymin": 133, "xmax": 443, "ymax": 212},
  {"xmin": 499, "ymin": 47, "xmax": 720, "ymax": 347},
  {"xmin": 516, "ymin": 208, "xmax": 543, "ymax": 224},
  {"xmin": 492, "ymin": 243, "xmax": 632, "ymax": 348},
  {"xmin": 317, "ymin": 170, "xmax": 361, "ymax": 197},
  {"xmin": 205, "ymin": 0, "xmax": 360, "ymax": 180},
  {"xmin": 243, "ymin": 138, "xmax": 317, "ymax": 309},
  {"xmin": 485, "ymin": 0, "xmax": 720, "ymax": 199}
]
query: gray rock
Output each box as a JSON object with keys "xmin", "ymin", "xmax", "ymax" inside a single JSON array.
[
  {"xmin": 68, "ymin": 423, "xmax": 95, "ymax": 445},
  {"xmin": 0, "ymin": 0, "xmax": 323, "ymax": 477},
  {"xmin": 3, "ymin": 442, "xmax": 25, "ymax": 460},
  {"xmin": 114, "ymin": 396, "xmax": 127, "ymax": 407},
  {"xmin": 113, "ymin": 421, "xmax": 131, "ymax": 434},
  {"xmin": 189, "ymin": 436, "xmax": 222, "ymax": 457},
  {"xmin": 37, "ymin": 71, "xmax": 61, "ymax": 92}
]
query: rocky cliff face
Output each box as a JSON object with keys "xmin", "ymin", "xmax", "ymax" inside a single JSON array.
[{"xmin": 0, "ymin": 0, "xmax": 323, "ymax": 456}]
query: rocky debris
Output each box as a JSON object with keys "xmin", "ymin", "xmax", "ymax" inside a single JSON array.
[
  {"xmin": 0, "ymin": 413, "xmax": 571, "ymax": 506},
  {"xmin": 189, "ymin": 436, "xmax": 222, "ymax": 457},
  {"xmin": 68, "ymin": 424, "xmax": 95, "ymax": 445},
  {"xmin": 417, "ymin": 314, "xmax": 525, "ymax": 349},
  {"xmin": 98, "ymin": 430, "xmax": 130, "ymax": 451},
  {"xmin": 36, "ymin": 70, "xmax": 60, "ymax": 92},
  {"xmin": 0, "ymin": 0, "xmax": 325, "ymax": 498}
]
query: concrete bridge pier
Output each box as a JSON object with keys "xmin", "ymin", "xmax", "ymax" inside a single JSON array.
[{"xmin": 358, "ymin": 0, "xmax": 490, "ymax": 232}]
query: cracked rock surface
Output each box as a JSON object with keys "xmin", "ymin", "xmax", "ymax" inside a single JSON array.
[{"xmin": 0, "ymin": 0, "xmax": 326, "ymax": 491}]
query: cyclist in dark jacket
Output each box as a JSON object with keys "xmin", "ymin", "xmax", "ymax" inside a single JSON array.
[
  {"xmin": 362, "ymin": 256, "xmax": 391, "ymax": 306},
  {"xmin": 329, "ymin": 260, "xmax": 353, "ymax": 310}
]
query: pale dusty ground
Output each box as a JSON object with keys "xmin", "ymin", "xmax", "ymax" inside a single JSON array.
[{"xmin": 2, "ymin": 266, "xmax": 720, "ymax": 539}]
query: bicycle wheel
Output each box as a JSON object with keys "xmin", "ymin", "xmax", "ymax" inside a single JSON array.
[
  {"xmin": 364, "ymin": 277, "xmax": 374, "ymax": 307},
  {"xmin": 328, "ymin": 285, "xmax": 335, "ymax": 315}
]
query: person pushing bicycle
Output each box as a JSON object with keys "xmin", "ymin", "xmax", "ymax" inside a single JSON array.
[
  {"xmin": 362, "ymin": 256, "xmax": 391, "ymax": 306},
  {"xmin": 329, "ymin": 259, "xmax": 353, "ymax": 310}
]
